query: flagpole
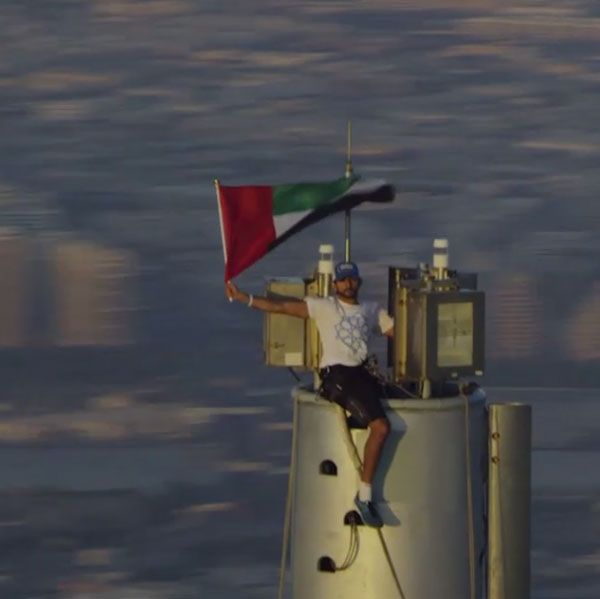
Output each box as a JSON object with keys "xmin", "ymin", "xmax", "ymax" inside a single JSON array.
[
  {"xmin": 344, "ymin": 119, "xmax": 353, "ymax": 262},
  {"xmin": 214, "ymin": 179, "xmax": 231, "ymax": 290}
]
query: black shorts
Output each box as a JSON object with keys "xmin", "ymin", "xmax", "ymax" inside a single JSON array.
[{"xmin": 319, "ymin": 364, "xmax": 386, "ymax": 426}]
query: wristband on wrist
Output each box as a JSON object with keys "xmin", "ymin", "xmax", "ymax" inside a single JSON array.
[{"xmin": 247, "ymin": 294, "xmax": 254, "ymax": 307}]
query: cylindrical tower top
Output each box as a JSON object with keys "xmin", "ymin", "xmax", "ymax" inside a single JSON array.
[{"xmin": 290, "ymin": 388, "xmax": 487, "ymax": 599}]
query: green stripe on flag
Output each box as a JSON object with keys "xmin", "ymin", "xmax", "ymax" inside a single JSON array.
[{"xmin": 272, "ymin": 176, "xmax": 358, "ymax": 216}]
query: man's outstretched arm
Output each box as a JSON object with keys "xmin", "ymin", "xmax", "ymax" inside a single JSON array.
[{"xmin": 225, "ymin": 281, "xmax": 309, "ymax": 319}]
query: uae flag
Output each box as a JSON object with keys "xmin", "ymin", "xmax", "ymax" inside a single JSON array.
[{"xmin": 216, "ymin": 176, "xmax": 395, "ymax": 280}]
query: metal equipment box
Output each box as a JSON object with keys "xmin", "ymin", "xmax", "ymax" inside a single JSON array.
[
  {"xmin": 263, "ymin": 278, "xmax": 308, "ymax": 368},
  {"xmin": 388, "ymin": 267, "xmax": 485, "ymax": 383}
]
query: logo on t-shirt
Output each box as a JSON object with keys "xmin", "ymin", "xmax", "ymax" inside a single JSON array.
[{"xmin": 334, "ymin": 312, "xmax": 369, "ymax": 356}]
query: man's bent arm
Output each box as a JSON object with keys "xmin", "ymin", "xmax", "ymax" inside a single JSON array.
[{"xmin": 225, "ymin": 281, "xmax": 309, "ymax": 319}]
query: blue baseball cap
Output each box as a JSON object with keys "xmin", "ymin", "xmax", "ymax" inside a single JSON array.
[{"xmin": 334, "ymin": 261, "xmax": 360, "ymax": 281}]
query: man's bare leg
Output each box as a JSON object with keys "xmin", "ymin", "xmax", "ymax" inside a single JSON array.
[
  {"xmin": 354, "ymin": 417, "xmax": 390, "ymax": 527},
  {"xmin": 362, "ymin": 417, "xmax": 390, "ymax": 484}
]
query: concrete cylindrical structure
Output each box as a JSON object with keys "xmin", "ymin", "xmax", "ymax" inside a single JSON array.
[
  {"xmin": 487, "ymin": 403, "xmax": 532, "ymax": 599},
  {"xmin": 290, "ymin": 387, "xmax": 487, "ymax": 599}
]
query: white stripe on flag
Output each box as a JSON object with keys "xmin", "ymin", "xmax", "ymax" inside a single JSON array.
[{"xmin": 273, "ymin": 209, "xmax": 311, "ymax": 238}]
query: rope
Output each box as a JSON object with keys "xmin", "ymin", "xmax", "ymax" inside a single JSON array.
[
  {"xmin": 335, "ymin": 404, "xmax": 407, "ymax": 599},
  {"xmin": 461, "ymin": 390, "xmax": 476, "ymax": 599},
  {"xmin": 335, "ymin": 403, "xmax": 363, "ymax": 472},
  {"xmin": 287, "ymin": 367, "xmax": 301, "ymax": 382},
  {"xmin": 336, "ymin": 522, "xmax": 360, "ymax": 571},
  {"xmin": 376, "ymin": 529, "xmax": 407, "ymax": 599},
  {"xmin": 277, "ymin": 396, "xmax": 299, "ymax": 599}
]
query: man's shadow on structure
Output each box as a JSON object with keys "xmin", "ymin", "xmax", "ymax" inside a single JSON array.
[{"xmin": 375, "ymin": 412, "xmax": 405, "ymax": 528}]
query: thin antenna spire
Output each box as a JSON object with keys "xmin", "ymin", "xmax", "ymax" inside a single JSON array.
[
  {"xmin": 344, "ymin": 119, "xmax": 352, "ymax": 261},
  {"xmin": 345, "ymin": 119, "xmax": 353, "ymax": 178}
]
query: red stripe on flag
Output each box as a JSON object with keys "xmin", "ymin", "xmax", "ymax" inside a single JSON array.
[{"xmin": 218, "ymin": 185, "xmax": 276, "ymax": 280}]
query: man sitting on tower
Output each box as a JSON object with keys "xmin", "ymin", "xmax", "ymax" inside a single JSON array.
[{"xmin": 225, "ymin": 260, "xmax": 394, "ymax": 527}]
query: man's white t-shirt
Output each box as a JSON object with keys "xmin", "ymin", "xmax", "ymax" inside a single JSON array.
[{"xmin": 304, "ymin": 296, "xmax": 394, "ymax": 368}]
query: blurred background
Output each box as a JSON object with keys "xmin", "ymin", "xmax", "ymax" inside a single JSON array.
[{"xmin": 1, "ymin": 0, "xmax": 600, "ymax": 597}]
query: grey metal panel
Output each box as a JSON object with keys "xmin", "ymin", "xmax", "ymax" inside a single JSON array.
[
  {"xmin": 425, "ymin": 290, "xmax": 486, "ymax": 380},
  {"xmin": 263, "ymin": 278, "xmax": 306, "ymax": 367},
  {"xmin": 488, "ymin": 403, "xmax": 532, "ymax": 599}
]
